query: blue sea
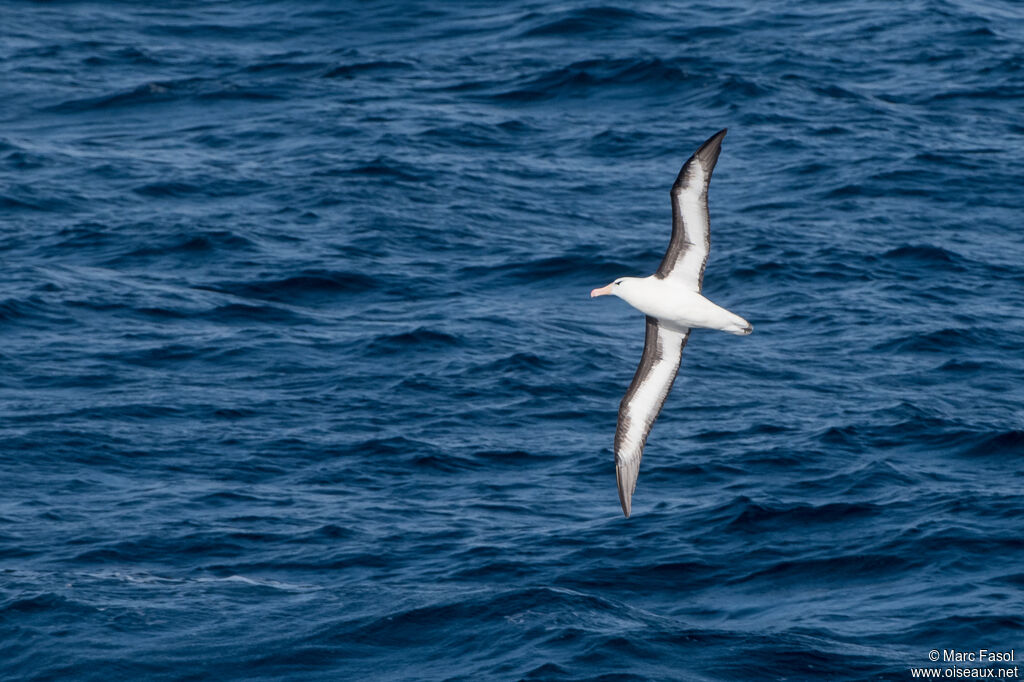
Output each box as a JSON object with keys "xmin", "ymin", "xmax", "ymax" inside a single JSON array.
[{"xmin": 2, "ymin": 1, "xmax": 1023, "ymax": 680}]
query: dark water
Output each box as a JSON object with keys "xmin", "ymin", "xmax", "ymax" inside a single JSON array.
[{"xmin": 2, "ymin": 1, "xmax": 1023, "ymax": 680}]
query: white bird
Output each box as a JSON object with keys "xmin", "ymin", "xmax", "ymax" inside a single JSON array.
[{"xmin": 590, "ymin": 129, "xmax": 752, "ymax": 518}]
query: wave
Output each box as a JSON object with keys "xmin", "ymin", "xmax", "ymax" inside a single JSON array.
[
  {"xmin": 587, "ymin": 127, "xmax": 657, "ymax": 156},
  {"xmin": 904, "ymin": 613, "xmax": 1024, "ymax": 645},
  {"xmin": 93, "ymin": 343, "xmax": 240, "ymax": 369},
  {"xmin": 323, "ymin": 60, "xmax": 414, "ymax": 79},
  {"xmin": 0, "ymin": 295, "xmax": 54, "ymax": 323},
  {"xmin": 732, "ymin": 257, "xmax": 870, "ymax": 284},
  {"xmin": 196, "ymin": 270, "xmax": 377, "ymax": 303},
  {"xmin": 335, "ymin": 158, "xmax": 425, "ymax": 182},
  {"xmin": 463, "ymin": 352, "xmax": 553, "ymax": 376},
  {"xmin": 73, "ymin": 532, "xmax": 247, "ymax": 564},
  {"xmin": 481, "ymin": 57, "xmax": 706, "ymax": 102},
  {"xmin": 929, "ymin": 85, "xmax": 1024, "ymax": 102},
  {"xmin": 811, "ymin": 411, "xmax": 1024, "ymax": 461},
  {"xmin": 0, "ymin": 193, "xmax": 52, "ymax": 211},
  {"xmin": 962, "ymin": 429, "xmax": 1024, "ymax": 457},
  {"xmin": 1, "ymin": 592, "xmax": 96, "ymax": 617},
  {"xmin": 82, "ymin": 46, "xmax": 160, "ymax": 67},
  {"xmin": 726, "ymin": 500, "xmax": 883, "ymax": 532},
  {"xmin": 47, "ymin": 78, "xmax": 282, "ymax": 113},
  {"xmin": 365, "ymin": 327, "xmax": 463, "ymax": 354},
  {"xmin": 517, "ymin": 7, "xmax": 658, "ymax": 38},
  {"xmin": 133, "ymin": 176, "xmax": 271, "ymax": 198},
  {"xmin": 880, "ymin": 244, "xmax": 964, "ymax": 267},
  {"xmin": 242, "ymin": 59, "xmax": 328, "ymax": 74},
  {"xmin": 733, "ymin": 552, "xmax": 917, "ymax": 586},
  {"xmin": 105, "ymin": 229, "xmax": 255, "ymax": 261},
  {"xmin": 473, "ymin": 449, "xmax": 547, "ymax": 466},
  {"xmin": 342, "ymin": 586, "xmax": 623, "ymax": 645},
  {"xmin": 3, "ymin": 149, "xmax": 48, "ymax": 171},
  {"xmin": 873, "ymin": 327, "xmax": 1014, "ymax": 353},
  {"xmin": 458, "ymin": 250, "xmax": 638, "ymax": 285},
  {"xmin": 420, "ymin": 120, "xmax": 534, "ymax": 151},
  {"xmin": 199, "ymin": 302, "xmax": 309, "ymax": 324}
]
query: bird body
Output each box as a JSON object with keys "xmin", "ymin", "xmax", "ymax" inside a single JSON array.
[
  {"xmin": 593, "ymin": 277, "xmax": 751, "ymax": 336},
  {"xmin": 590, "ymin": 128, "xmax": 752, "ymax": 517}
]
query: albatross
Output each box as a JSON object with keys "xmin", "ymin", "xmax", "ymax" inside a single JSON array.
[{"xmin": 590, "ymin": 128, "xmax": 752, "ymax": 518}]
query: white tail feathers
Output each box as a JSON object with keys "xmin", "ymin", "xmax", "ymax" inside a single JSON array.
[{"xmin": 723, "ymin": 313, "xmax": 753, "ymax": 336}]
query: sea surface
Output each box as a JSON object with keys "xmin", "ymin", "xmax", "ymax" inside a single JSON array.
[{"xmin": 2, "ymin": 1, "xmax": 1023, "ymax": 680}]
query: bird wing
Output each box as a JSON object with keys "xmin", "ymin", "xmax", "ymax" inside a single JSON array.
[
  {"xmin": 655, "ymin": 128, "xmax": 728, "ymax": 291},
  {"xmin": 614, "ymin": 316, "xmax": 690, "ymax": 518}
]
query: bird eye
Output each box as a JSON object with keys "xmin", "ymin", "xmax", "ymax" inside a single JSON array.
[{"xmin": 615, "ymin": 280, "xmax": 622, "ymax": 285}]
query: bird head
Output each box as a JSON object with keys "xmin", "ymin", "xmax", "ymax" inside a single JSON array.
[{"xmin": 590, "ymin": 278, "xmax": 628, "ymax": 299}]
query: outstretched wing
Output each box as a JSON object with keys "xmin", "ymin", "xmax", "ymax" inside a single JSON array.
[
  {"xmin": 655, "ymin": 128, "xmax": 727, "ymax": 291},
  {"xmin": 614, "ymin": 317, "xmax": 690, "ymax": 518}
]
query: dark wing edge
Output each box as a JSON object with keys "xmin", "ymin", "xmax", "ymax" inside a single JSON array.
[
  {"xmin": 655, "ymin": 128, "xmax": 728, "ymax": 285},
  {"xmin": 613, "ymin": 317, "xmax": 689, "ymax": 518}
]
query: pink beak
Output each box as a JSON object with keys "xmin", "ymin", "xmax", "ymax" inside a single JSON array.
[{"xmin": 590, "ymin": 283, "xmax": 614, "ymax": 298}]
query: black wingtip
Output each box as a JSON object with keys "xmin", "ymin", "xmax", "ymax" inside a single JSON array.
[
  {"xmin": 673, "ymin": 128, "xmax": 728, "ymax": 189},
  {"xmin": 616, "ymin": 466, "xmax": 633, "ymax": 518},
  {"xmin": 693, "ymin": 128, "xmax": 727, "ymax": 169}
]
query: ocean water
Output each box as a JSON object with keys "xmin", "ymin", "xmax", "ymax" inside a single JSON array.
[{"xmin": 2, "ymin": 1, "xmax": 1023, "ymax": 680}]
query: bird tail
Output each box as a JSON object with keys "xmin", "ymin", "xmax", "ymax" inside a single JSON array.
[{"xmin": 723, "ymin": 312, "xmax": 753, "ymax": 336}]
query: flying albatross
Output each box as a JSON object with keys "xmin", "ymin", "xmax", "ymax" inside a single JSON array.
[{"xmin": 590, "ymin": 128, "xmax": 752, "ymax": 518}]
